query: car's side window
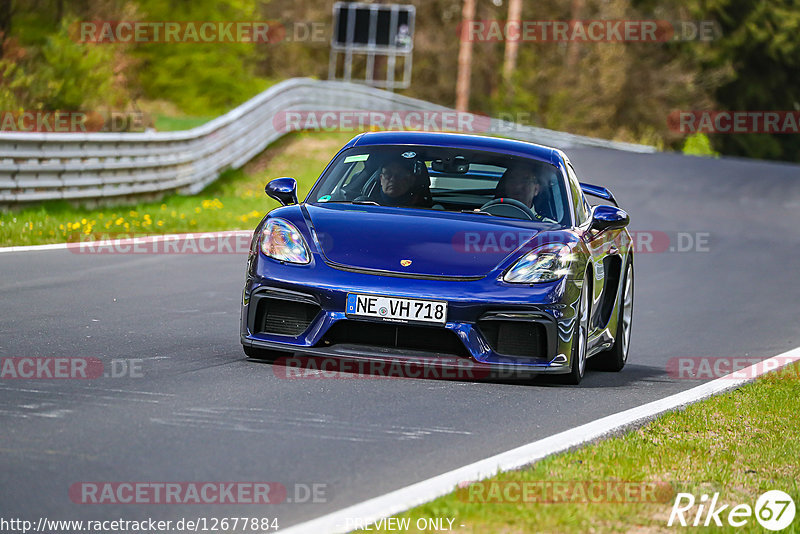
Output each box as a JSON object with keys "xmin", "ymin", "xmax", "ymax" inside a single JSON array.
[{"xmin": 566, "ymin": 164, "xmax": 589, "ymax": 226}]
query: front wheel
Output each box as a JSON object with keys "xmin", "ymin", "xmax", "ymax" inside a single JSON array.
[
  {"xmin": 562, "ymin": 276, "xmax": 590, "ymax": 385},
  {"xmin": 592, "ymin": 260, "xmax": 633, "ymax": 372}
]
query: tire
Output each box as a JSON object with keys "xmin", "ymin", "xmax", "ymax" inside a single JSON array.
[
  {"xmin": 562, "ymin": 274, "xmax": 590, "ymax": 385},
  {"xmin": 243, "ymin": 344, "xmax": 290, "ymax": 361},
  {"xmin": 592, "ymin": 259, "xmax": 634, "ymax": 372}
]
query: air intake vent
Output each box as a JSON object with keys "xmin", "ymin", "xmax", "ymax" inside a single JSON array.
[
  {"xmin": 255, "ymin": 298, "xmax": 320, "ymax": 336},
  {"xmin": 477, "ymin": 320, "xmax": 547, "ymax": 358},
  {"xmin": 321, "ymin": 321, "xmax": 469, "ymax": 357}
]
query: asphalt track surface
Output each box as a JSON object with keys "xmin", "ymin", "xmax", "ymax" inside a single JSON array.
[{"xmin": 2, "ymin": 147, "xmax": 800, "ymax": 529}]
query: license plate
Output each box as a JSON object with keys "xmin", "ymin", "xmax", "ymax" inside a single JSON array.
[{"xmin": 346, "ymin": 294, "xmax": 447, "ymax": 325}]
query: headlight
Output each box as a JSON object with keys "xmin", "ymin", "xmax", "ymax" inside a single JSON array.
[
  {"xmin": 260, "ymin": 219, "xmax": 310, "ymax": 264},
  {"xmin": 503, "ymin": 244, "xmax": 574, "ymax": 283}
]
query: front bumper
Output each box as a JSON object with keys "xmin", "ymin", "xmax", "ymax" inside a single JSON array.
[{"xmin": 241, "ymin": 252, "xmax": 583, "ymax": 376}]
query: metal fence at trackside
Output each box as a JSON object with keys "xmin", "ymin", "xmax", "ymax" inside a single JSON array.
[{"xmin": 0, "ymin": 78, "xmax": 654, "ymax": 206}]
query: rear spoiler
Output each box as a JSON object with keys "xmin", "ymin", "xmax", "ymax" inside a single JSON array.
[{"xmin": 580, "ymin": 182, "xmax": 618, "ymax": 207}]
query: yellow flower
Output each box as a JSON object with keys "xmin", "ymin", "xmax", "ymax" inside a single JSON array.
[
  {"xmin": 81, "ymin": 218, "xmax": 87, "ymax": 225},
  {"xmin": 171, "ymin": 210, "xmax": 177, "ymax": 217},
  {"xmin": 194, "ymin": 207, "xmax": 201, "ymax": 213},
  {"xmin": 157, "ymin": 220, "xmax": 164, "ymax": 226},
  {"xmin": 180, "ymin": 213, "xmax": 186, "ymax": 219},
  {"xmin": 59, "ymin": 224, "xmax": 65, "ymax": 230},
  {"xmin": 190, "ymin": 219, "xmax": 197, "ymax": 225},
  {"xmin": 115, "ymin": 218, "xmax": 124, "ymax": 225},
  {"xmin": 129, "ymin": 210, "xmax": 138, "ymax": 218},
  {"xmin": 124, "ymin": 222, "xmax": 130, "ymax": 230},
  {"xmin": 160, "ymin": 204, "xmax": 167, "ymax": 210}
]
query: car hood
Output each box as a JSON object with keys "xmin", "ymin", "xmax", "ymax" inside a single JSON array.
[{"xmin": 304, "ymin": 204, "xmax": 547, "ymax": 278}]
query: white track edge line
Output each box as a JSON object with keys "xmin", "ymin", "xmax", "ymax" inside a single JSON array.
[
  {"xmin": 0, "ymin": 230, "xmax": 253, "ymax": 253},
  {"xmin": 282, "ymin": 347, "xmax": 800, "ymax": 534}
]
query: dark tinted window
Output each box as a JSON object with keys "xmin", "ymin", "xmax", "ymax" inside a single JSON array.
[
  {"xmin": 566, "ymin": 164, "xmax": 589, "ymax": 226},
  {"xmin": 308, "ymin": 145, "xmax": 572, "ymax": 227}
]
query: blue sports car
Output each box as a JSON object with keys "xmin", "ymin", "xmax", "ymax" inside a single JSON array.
[{"xmin": 240, "ymin": 131, "xmax": 633, "ymax": 384}]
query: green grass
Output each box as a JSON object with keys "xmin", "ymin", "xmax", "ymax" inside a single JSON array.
[
  {"xmin": 153, "ymin": 114, "xmax": 214, "ymax": 132},
  {"xmin": 0, "ymin": 131, "xmax": 356, "ymax": 247},
  {"xmin": 373, "ymin": 362, "xmax": 800, "ymax": 533}
]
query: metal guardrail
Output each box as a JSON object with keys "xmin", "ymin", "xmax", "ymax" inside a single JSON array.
[{"xmin": 0, "ymin": 78, "xmax": 655, "ymax": 205}]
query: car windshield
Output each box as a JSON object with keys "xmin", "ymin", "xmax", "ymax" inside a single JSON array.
[{"xmin": 308, "ymin": 145, "xmax": 571, "ymax": 227}]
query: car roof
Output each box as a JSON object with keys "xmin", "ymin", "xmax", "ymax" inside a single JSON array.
[{"xmin": 345, "ymin": 131, "xmax": 565, "ymax": 167}]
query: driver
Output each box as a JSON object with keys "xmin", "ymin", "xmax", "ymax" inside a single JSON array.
[
  {"xmin": 377, "ymin": 157, "xmax": 431, "ymax": 207},
  {"xmin": 494, "ymin": 165, "xmax": 542, "ymax": 208}
]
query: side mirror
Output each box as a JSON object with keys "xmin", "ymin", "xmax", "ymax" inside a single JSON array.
[
  {"xmin": 265, "ymin": 177, "xmax": 298, "ymax": 206},
  {"xmin": 590, "ymin": 205, "xmax": 629, "ymax": 232}
]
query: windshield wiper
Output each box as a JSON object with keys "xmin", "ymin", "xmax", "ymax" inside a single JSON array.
[
  {"xmin": 461, "ymin": 209, "xmax": 493, "ymax": 215},
  {"xmin": 352, "ymin": 199, "xmax": 380, "ymax": 206}
]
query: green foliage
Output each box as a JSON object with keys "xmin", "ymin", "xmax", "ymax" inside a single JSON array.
[
  {"xmin": 131, "ymin": 0, "xmax": 270, "ymax": 115},
  {"xmin": 685, "ymin": 0, "xmax": 800, "ymax": 161},
  {"xmin": 0, "ymin": 0, "xmax": 798, "ymax": 160},
  {"xmin": 0, "ymin": 59, "xmax": 30, "ymax": 110},
  {"xmin": 32, "ymin": 18, "xmax": 121, "ymax": 110},
  {"xmin": 0, "ymin": 17, "xmax": 124, "ymax": 113},
  {"xmin": 682, "ymin": 132, "xmax": 720, "ymax": 157}
]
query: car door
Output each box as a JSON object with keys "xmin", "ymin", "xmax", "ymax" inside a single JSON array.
[{"xmin": 565, "ymin": 162, "xmax": 608, "ymax": 335}]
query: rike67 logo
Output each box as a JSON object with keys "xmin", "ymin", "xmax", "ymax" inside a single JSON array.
[{"xmin": 668, "ymin": 490, "xmax": 796, "ymax": 531}]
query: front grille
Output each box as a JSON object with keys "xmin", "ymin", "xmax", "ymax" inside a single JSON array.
[
  {"xmin": 321, "ymin": 320, "xmax": 470, "ymax": 357},
  {"xmin": 478, "ymin": 320, "xmax": 547, "ymax": 358},
  {"xmin": 254, "ymin": 298, "xmax": 320, "ymax": 336}
]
